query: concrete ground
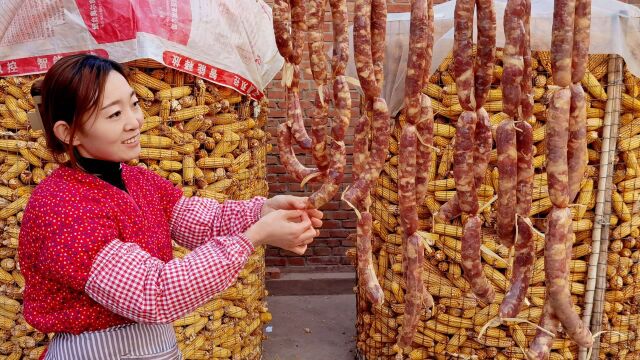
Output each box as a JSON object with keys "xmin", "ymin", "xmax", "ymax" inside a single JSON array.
[{"xmin": 262, "ymin": 272, "xmax": 357, "ymax": 360}]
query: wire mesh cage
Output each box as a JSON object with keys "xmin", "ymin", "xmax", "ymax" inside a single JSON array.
[
  {"xmin": 350, "ymin": 51, "xmax": 633, "ymax": 360},
  {"xmin": 0, "ymin": 59, "xmax": 271, "ymax": 360}
]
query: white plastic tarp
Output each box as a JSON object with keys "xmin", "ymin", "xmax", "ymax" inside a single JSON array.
[
  {"xmin": 0, "ymin": 0, "xmax": 284, "ymax": 100},
  {"xmin": 345, "ymin": 0, "xmax": 640, "ymax": 115}
]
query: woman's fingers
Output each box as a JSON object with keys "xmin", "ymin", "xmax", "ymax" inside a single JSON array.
[
  {"xmin": 310, "ymin": 217, "xmax": 323, "ymax": 228},
  {"xmin": 290, "ymin": 245, "xmax": 308, "ymax": 255},
  {"xmin": 306, "ymin": 208, "xmax": 323, "ymax": 220}
]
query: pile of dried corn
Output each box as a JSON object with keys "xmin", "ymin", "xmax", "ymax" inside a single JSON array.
[
  {"xmin": 0, "ymin": 60, "xmax": 271, "ymax": 360},
  {"xmin": 597, "ymin": 66, "xmax": 640, "ymax": 360},
  {"xmin": 350, "ymin": 51, "xmax": 617, "ymax": 360}
]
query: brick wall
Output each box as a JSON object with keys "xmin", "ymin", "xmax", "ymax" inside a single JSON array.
[{"xmin": 263, "ymin": 0, "xmax": 449, "ymax": 271}]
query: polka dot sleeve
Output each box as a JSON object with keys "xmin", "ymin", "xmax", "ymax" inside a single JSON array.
[
  {"xmin": 34, "ymin": 198, "xmax": 119, "ymax": 292},
  {"xmin": 139, "ymin": 167, "xmax": 184, "ymax": 221}
]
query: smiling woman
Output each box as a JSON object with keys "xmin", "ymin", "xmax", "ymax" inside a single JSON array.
[
  {"xmin": 32, "ymin": 55, "xmax": 143, "ymax": 167},
  {"xmin": 17, "ymin": 54, "xmax": 323, "ymax": 359}
]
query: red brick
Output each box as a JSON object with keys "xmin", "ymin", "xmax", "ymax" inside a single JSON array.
[
  {"xmin": 328, "ymin": 229, "xmax": 352, "ymax": 239},
  {"xmin": 265, "ymin": 257, "xmax": 286, "ymax": 266},
  {"xmin": 342, "ymin": 220, "xmax": 357, "ymax": 229},
  {"xmin": 313, "ymin": 246, "xmax": 333, "ymax": 256},
  {"xmin": 265, "ymin": 267, "xmax": 281, "ymax": 279},
  {"xmin": 325, "ymin": 211, "xmax": 354, "ymax": 220},
  {"xmin": 280, "ymin": 249, "xmax": 301, "ymax": 256},
  {"xmin": 320, "ymin": 219, "xmax": 342, "ymax": 229},
  {"xmin": 266, "ymin": 247, "xmax": 280, "ymax": 257},
  {"xmin": 286, "ymin": 257, "xmax": 306, "ymax": 266},
  {"xmin": 324, "ymin": 239, "xmax": 342, "ymax": 247},
  {"xmin": 341, "ymin": 238, "xmax": 356, "ymax": 247},
  {"xmin": 332, "ymin": 247, "xmax": 351, "ymax": 256},
  {"xmin": 307, "ymin": 256, "xmax": 341, "ymax": 265},
  {"xmin": 340, "ymin": 257, "xmax": 355, "ymax": 266}
]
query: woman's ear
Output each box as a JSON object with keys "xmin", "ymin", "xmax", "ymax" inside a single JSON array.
[{"xmin": 52, "ymin": 121, "xmax": 80, "ymax": 146}]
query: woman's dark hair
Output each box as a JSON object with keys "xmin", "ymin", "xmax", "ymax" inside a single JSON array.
[{"xmin": 31, "ymin": 54, "xmax": 126, "ymax": 168}]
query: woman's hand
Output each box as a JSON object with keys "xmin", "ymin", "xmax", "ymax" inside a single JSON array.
[
  {"xmin": 245, "ymin": 209, "xmax": 318, "ymax": 254},
  {"xmin": 261, "ymin": 195, "xmax": 323, "ymax": 228}
]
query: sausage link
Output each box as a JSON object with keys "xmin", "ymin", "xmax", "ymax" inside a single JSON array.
[
  {"xmin": 329, "ymin": 0, "xmax": 349, "ymax": 77},
  {"xmin": 352, "ymin": 113, "xmax": 370, "ymax": 178},
  {"xmin": 422, "ymin": 0, "xmax": 435, "ymax": 87},
  {"xmin": 527, "ymin": 294, "xmax": 560, "ymax": 360},
  {"xmin": 371, "ymin": 0, "xmax": 387, "ymax": 86},
  {"xmin": 462, "ymin": 215, "xmax": 495, "ymax": 304},
  {"xmin": 499, "ymin": 216, "xmax": 535, "ymax": 318},
  {"xmin": 551, "ymin": 0, "xmax": 577, "ymax": 87},
  {"xmin": 404, "ymin": 0, "xmax": 429, "ymax": 126},
  {"xmin": 528, "ymin": 227, "xmax": 573, "ymax": 360},
  {"xmin": 474, "ymin": 108, "xmax": 493, "ymax": 192},
  {"xmin": 399, "ymin": 124, "xmax": 419, "ymax": 236},
  {"xmin": 546, "ymin": 88, "xmax": 571, "ymax": 208},
  {"xmin": 437, "ymin": 109, "xmax": 490, "ymax": 222},
  {"xmin": 344, "ymin": 98, "xmax": 391, "ymax": 206},
  {"xmin": 290, "ymin": 0, "xmax": 307, "ymax": 65},
  {"xmin": 289, "ymin": 64, "xmax": 301, "ymax": 92},
  {"xmin": 277, "ymin": 122, "xmax": 320, "ymax": 182},
  {"xmin": 516, "ymin": 121, "xmax": 534, "ymax": 216},
  {"xmin": 273, "ymin": 0, "xmax": 293, "ymax": 61},
  {"xmin": 311, "ymin": 86, "xmax": 332, "ymax": 174},
  {"xmin": 520, "ymin": 0, "xmax": 535, "ymax": 121},
  {"xmin": 354, "ymin": 0, "xmax": 380, "ymax": 98},
  {"xmin": 357, "ymin": 212, "xmax": 384, "ymax": 304},
  {"xmin": 398, "ymin": 232, "xmax": 425, "ymax": 349},
  {"xmin": 474, "ymin": 0, "xmax": 497, "ymax": 108},
  {"xmin": 454, "ymin": 111, "xmax": 479, "ymax": 214},
  {"xmin": 307, "ymin": 0, "xmax": 328, "ymax": 85},
  {"xmin": 309, "ymin": 140, "xmax": 346, "ymax": 208},
  {"xmin": 435, "ymin": 195, "xmax": 462, "ymax": 222},
  {"xmin": 496, "ymin": 120, "xmax": 517, "ymax": 248},
  {"xmin": 332, "ymin": 76, "xmax": 351, "ymax": 142},
  {"xmin": 568, "ymin": 83, "xmax": 588, "ymax": 202},
  {"xmin": 546, "ymin": 207, "xmax": 593, "ymax": 348},
  {"xmin": 416, "ymin": 94, "xmax": 434, "ymax": 206},
  {"xmin": 502, "ymin": 0, "xmax": 525, "ymax": 118},
  {"xmin": 308, "ymin": 79, "xmax": 351, "ymax": 208},
  {"xmin": 571, "ymin": 0, "xmax": 592, "ymax": 83},
  {"xmin": 289, "ymin": 90, "xmax": 313, "ymax": 150},
  {"xmin": 453, "ymin": 0, "xmax": 476, "ymax": 111}
]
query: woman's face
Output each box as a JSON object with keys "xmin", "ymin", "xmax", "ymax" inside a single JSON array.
[{"xmin": 74, "ymin": 71, "xmax": 143, "ymax": 162}]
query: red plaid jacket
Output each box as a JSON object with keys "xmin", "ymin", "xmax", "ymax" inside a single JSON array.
[{"xmin": 19, "ymin": 165, "xmax": 264, "ymax": 334}]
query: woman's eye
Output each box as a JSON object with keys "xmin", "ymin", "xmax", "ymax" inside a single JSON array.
[
  {"xmin": 108, "ymin": 111, "xmax": 121, "ymax": 119},
  {"xmin": 133, "ymin": 100, "xmax": 140, "ymax": 107}
]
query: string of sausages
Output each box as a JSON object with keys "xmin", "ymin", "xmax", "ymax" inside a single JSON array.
[
  {"xmin": 306, "ymin": 0, "xmax": 351, "ymax": 210},
  {"xmin": 396, "ymin": 0, "xmax": 436, "ymax": 354},
  {"xmin": 273, "ymin": 0, "xmax": 320, "ymax": 185},
  {"xmin": 273, "ymin": 0, "xmax": 351, "ymax": 210},
  {"xmin": 528, "ymin": 0, "xmax": 593, "ymax": 357},
  {"xmin": 343, "ymin": 0, "xmax": 391, "ymax": 312},
  {"xmin": 497, "ymin": 0, "xmax": 536, "ymax": 323},
  {"xmin": 442, "ymin": 0, "xmax": 497, "ymax": 308}
]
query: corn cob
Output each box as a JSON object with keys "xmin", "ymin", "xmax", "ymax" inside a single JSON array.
[
  {"xmin": 582, "ymin": 71, "xmax": 608, "ymax": 100},
  {"xmin": 170, "ymin": 105, "xmax": 209, "ymax": 122},
  {"xmin": 138, "ymin": 148, "xmax": 181, "ymax": 161},
  {"xmin": 159, "ymin": 160, "xmax": 182, "ymax": 171},
  {"xmin": 129, "ymin": 70, "xmax": 171, "ymax": 90},
  {"xmin": 130, "ymin": 82, "xmax": 155, "ymax": 100},
  {"xmin": 140, "ymin": 135, "xmax": 173, "ymax": 148},
  {"xmin": 211, "ymin": 131, "xmax": 240, "ymax": 156}
]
